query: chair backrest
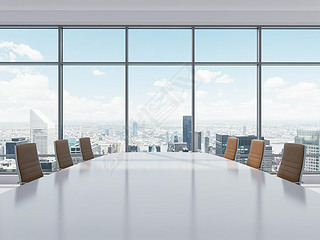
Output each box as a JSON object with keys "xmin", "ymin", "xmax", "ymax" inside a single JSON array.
[
  {"xmin": 55, "ymin": 140, "xmax": 73, "ymax": 169},
  {"xmin": 224, "ymin": 137, "xmax": 238, "ymax": 160},
  {"xmin": 277, "ymin": 143, "xmax": 305, "ymax": 183},
  {"xmin": 247, "ymin": 139, "xmax": 265, "ymax": 169},
  {"xmin": 80, "ymin": 137, "xmax": 94, "ymax": 161},
  {"xmin": 15, "ymin": 143, "xmax": 43, "ymax": 183}
]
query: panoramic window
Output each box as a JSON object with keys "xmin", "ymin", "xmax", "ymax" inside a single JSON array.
[
  {"xmin": 129, "ymin": 66, "xmax": 191, "ymax": 152},
  {"xmin": 129, "ymin": 29, "xmax": 192, "ymax": 62},
  {"xmin": 0, "ymin": 29, "xmax": 58, "ymax": 62},
  {"xmin": 0, "ymin": 66, "xmax": 58, "ymax": 172},
  {"xmin": 0, "ymin": 26, "xmax": 319, "ymax": 175},
  {"xmin": 262, "ymin": 66, "xmax": 320, "ymax": 172},
  {"xmin": 63, "ymin": 29, "xmax": 125, "ymax": 62},
  {"xmin": 196, "ymin": 29, "xmax": 257, "ymax": 62},
  {"xmin": 195, "ymin": 66, "xmax": 257, "ymax": 156},
  {"xmin": 64, "ymin": 66, "xmax": 125, "ymax": 162},
  {"xmin": 262, "ymin": 29, "xmax": 320, "ymax": 62}
]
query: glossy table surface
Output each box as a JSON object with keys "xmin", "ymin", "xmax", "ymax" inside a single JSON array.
[{"xmin": 0, "ymin": 152, "xmax": 319, "ymax": 240}]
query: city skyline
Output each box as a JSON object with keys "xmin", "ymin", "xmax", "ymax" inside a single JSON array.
[{"xmin": 1, "ymin": 28, "xmax": 320, "ymax": 173}]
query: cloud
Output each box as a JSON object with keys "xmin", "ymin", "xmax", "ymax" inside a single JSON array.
[
  {"xmin": 196, "ymin": 90, "xmax": 208, "ymax": 99},
  {"xmin": 0, "ymin": 41, "xmax": 44, "ymax": 61},
  {"xmin": 196, "ymin": 69, "xmax": 221, "ymax": 83},
  {"xmin": 92, "ymin": 69, "xmax": 105, "ymax": 76},
  {"xmin": 0, "ymin": 65, "xmax": 124, "ymax": 123},
  {"xmin": 196, "ymin": 98, "xmax": 256, "ymax": 121},
  {"xmin": 264, "ymin": 81, "xmax": 320, "ymax": 121},
  {"xmin": 94, "ymin": 96, "xmax": 107, "ymax": 100},
  {"xmin": 264, "ymin": 77, "xmax": 287, "ymax": 89},
  {"xmin": 64, "ymin": 89, "xmax": 124, "ymax": 122},
  {"xmin": 215, "ymin": 74, "xmax": 234, "ymax": 84},
  {"xmin": 276, "ymin": 82, "xmax": 318, "ymax": 100},
  {"xmin": 153, "ymin": 79, "xmax": 172, "ymax": 88},
  {"xmin": 0, "ymin": 67, "xmax": 57, "ymax": 122}
]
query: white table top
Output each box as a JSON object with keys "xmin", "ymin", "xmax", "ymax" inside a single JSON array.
[{"xmin": 0, "ymin": 152, "xmax": 318, "ymax": 240}]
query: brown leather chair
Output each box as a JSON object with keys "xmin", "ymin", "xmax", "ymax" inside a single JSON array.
[
  {"xmin": 224, "ymin": 137, "xmax": 238, "ymax": 160},
  {"xmin": 15, "ymin": 143, "xmax": 43, "ymax": 184},
  {"xmin": 247, "ymin": 139, "xmax": 265, "ymax": 169},
  {"xmin": 80, "ymin": 137, "xmax": 94, "ymax": 161},
  {"xmin": 277, "ymin": 143, "xmax": 305, "ymax": 184},
  {"xmin": 55, "ymin": 140, "xmax": 74, "ymax": 169}
]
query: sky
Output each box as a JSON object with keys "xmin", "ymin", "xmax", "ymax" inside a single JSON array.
[{"xmin": 0, "ymin": 28, "xmax": 320, "ymax": 134}]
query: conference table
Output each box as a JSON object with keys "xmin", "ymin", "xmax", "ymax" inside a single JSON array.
[{"xmin": 0, "ymin": 152, "xmax": 319, "ymax": 240}]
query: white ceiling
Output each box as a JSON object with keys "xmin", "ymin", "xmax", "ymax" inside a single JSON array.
[
  {"xmin": 1, "ymin": 0, "xmax": 320, "ymax": 11},
  {"xmin": 1, "ymin": 0, "xmax": 320, "ymax": 25}
]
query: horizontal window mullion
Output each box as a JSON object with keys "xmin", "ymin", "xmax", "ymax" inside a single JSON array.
[
  {"xmin": 262, "ymin": 62, "xmax": 320, "ymax": 65},
  {"xmin": 0, "ymin": 62, "xmax": 59, "ymax": 65},
  {"xmin": 2, "ymin": 25, "xmax": 320, "ymax": 29}
]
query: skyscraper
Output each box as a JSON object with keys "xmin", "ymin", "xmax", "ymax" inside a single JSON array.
[
  {"xmin": 30, "ymin": 109, "xmax": 55, "ymax": 154},
  {"xmin": 133, "ymin": 122, "xmax": 138, "ymax": 137},
  {"xmin": 205, "ymin": 136, "xmax": 209, "ymax": 153},
  {"xmin": 216, "ymin": 134, "xmax": 229, "ymax": 156},
  {"xmin": 149, "ymin": 145, "xmax": 161, "ymax": 152},
  {"xmin": 183, "ymin": 116, "xmax": 192, "ymax": 151},
  {"xmin": 5, "ymin": 137, "xmax": 29, "ymax": 159},
  {"xmin": 295, "ymin": 129, "xmax": 320, "ymax": 171},
  {"xmin": 236, "ymin": 135, "xmax": 258, "ymax": 164},
  {"xmin": 261, "ymin": 140, "xmax": 273, "ymax": 172},
  {"xmin": 216, "ymin": 134, "xmax": 262, "ymax": 165},
  {"xmin": 195, "ymin": 131, "xmax": 202, "ymax": 151},
  {"xmin": 166, "ymin": 131, "xmax": 169, "ymax": 144}
]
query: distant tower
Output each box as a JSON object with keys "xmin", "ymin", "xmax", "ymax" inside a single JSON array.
[
  {"xmin": 30, "ymin": 109, "xmax": 55, "ymax": 154},
  {"xmin": 243, "ymin": 126, "xmax": 246, "ymax": 135},
  {"xmin": 166, "ymin": 131, "xmax": 169, "ymax": 144},
  {"xmin": 216, "ymin": 134, "xmax": 229, "ymax": 156},
  {"xmin": 183, "ymin": 116, "xmax": 192, "ymax": 151},
  {"xmin": 295, "ymin": 129, "xmax": 320, "ymax": 171},
  {"xmin": 194, "ymin": 131, "xmax": 202, "ymax": 151},
  {"xmin": 205, "ymin": 136, "xmax": 209, "ymax": 153},
  {"xmin": 133, "ymin": 122, "xmax": 138, "ymax": 137}
]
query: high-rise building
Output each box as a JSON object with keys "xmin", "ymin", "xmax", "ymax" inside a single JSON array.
[
  {"xmin": 174, "ymin": 143, "xmax": 188, "ymax": 152},
  {"xmin": 261, "ymin": 140, "xmax": 273, "ymax": 172},
  {"xmin": 216, "ymin": 134, "xmax": 261, "ymax": 165},
  {"xmin": 30, "ymin": 109, "xmax": 55, "ymax": 154},
  {"xmin": 167, "ymin": 142, "xmax": 174, "ymax": 152},
  {"xmin": 66, "ymin": 138, "xmax": 76, "ymax": 149},
  {"xmin": 166, "ymin": 131, "xmax": 169, "ymax": 144},
  {"xmin": 149, "ymin": 145, "xmax": 161, "ymax": 152},
  {"xmin": 183, "ymin": 116, "xmax": 192, "ymax": 151},
  {"xmin": 295, "ymin": 129, "xmax": 320, "ymax": 171},
  {"xmin": 195, "ymin": 131, "xmax": 202, "ymax": 151},
  {"xmin": 133, "ymin": 122, "xmax": 138, "ymax": 137},
  {"xmin": 5, "ymin": 137, "xmax": 29, "ymax": 159},
  {"xmin": 237, "ymin": 135, "xmax": 258, "ymax": 164},
  {"xmin": 216, "ymin": 134, "xmax": 229, "ymax": 156},
  {"xmin": 128, "ymin": 145, "xmax": 139, "ymax": 152},
  {"xmin": 205, "ymin": 137, "xmax": 210, "ymax": 153}
]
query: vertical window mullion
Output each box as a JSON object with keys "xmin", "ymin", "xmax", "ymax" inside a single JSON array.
[
  {"xmin": 125, "ymin": 27, "xmax": 129, "ymax": 152},
  {"xmin": 257, "ymin": 27, "xmax": 262, "ymax": 140},
  {"xmin": 58, "ymin": 26, "xmax": 63, "ymax": 140},
  {"xmin": 192, "ymin": 27, "xmax": 196, "ymax": 152}
]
